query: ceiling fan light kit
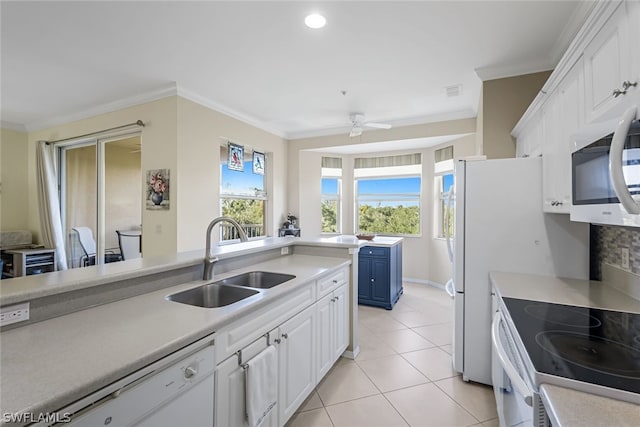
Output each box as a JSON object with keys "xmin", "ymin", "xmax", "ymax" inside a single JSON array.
[{"xmin": 349, "ymin": 113, "xmax": 392, "ymax": 137}]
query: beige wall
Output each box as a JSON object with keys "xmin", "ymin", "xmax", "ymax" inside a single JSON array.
[
  {"xmin": 10, "ymin": 95, "xmax": 287, "ymax": 261},
  {"xmin": 28, "ymin": 97, "xmax": 178, "ymax": 257},
  {"xmin": 480, "ymin": 71, "xmax": 551, "ymax": 159},
  {"xmin": 175, "ymin": 98, "xmax": 288, "ymax": 251},
  {"xmin": 289, "ymin": 119, "xmax": 476, "ymax": 284},
  {"xmin": 0, "ymin": 128, "xmax": 29, "ymax": 232}
]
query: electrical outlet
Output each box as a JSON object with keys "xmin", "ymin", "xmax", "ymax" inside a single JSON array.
[
  {"xmin": 0, "ymin": 302, "xmax": 30, "ymax": 326},
  {"xmin": 281, "ymin": 247, "xmax": 289, "ymax": 255},
  {"xmin": 621, "ymin": 247, "xmax": 630, "ymax": 270}
]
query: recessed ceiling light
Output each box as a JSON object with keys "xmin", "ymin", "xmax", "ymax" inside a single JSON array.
[{"xmin": 305, "ymin": 13, "xmax": 326, "ymax": 29}]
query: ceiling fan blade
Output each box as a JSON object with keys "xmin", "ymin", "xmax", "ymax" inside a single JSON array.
[
  {"xmin": 365, "ymin": 122, "xmax": 392, "ymax": 129},
  {"xmin": 349, "ymin": 125, "xmax": 363, "ymax": 137}
]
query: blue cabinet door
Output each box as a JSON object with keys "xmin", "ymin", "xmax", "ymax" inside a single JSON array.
[
  {"xmin": 371, "ymin": 257, "xmax": 390, "ymax": 303},
  {"xmin": 358, "ymin": 255, "xmax": 372, "ymax": 301},
  {"xmin": 358, "ymin": 245, "xmax": 401, "ymax": 310}
]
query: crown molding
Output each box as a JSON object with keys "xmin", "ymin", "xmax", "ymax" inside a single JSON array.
[
  {"xmin": 25, "ymin": 83, "xmax": 179, "ymax": 132},
  {"xmin": 176, "ymin": 86, "xmax": 288, "ymax": 139},
  {"xmin": 0, "ymin": 120, "xmax": 27, "ymax": 132},
  {"xmin": 475, "ymin": 62, "xmax": 554, "ymax": 82}
]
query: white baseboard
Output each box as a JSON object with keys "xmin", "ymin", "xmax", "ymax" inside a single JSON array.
[{"xmin": 403, "ymin": 277, "xmax": 445, "ymax": 290}]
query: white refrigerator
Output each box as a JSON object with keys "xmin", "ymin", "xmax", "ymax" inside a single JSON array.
[{"xmin": 451, "ymin": 157, "xmax": 589, "ymax": 385}]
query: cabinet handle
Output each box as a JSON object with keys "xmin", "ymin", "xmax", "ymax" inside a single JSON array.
[
  {"xmin": 331, "ymin": 297, "xmax": 336, "ymax": 302},
  {"xmin": 622, "ymin": 81, "xmax": 637, "ymax": 90},
  {"xmin": 274, "ymin": 338, "xmax": 281, "ymax": 344},
  {"xmin": 282, "ymin": 333, "xmax": 288, "ymax": 339},
  {"xmin": 613, "ymin": 88, "xmax": 626, "ymax": 98},
  {"xmin": 370, "ymin": 278, "xmax": 374, "ymax": 282},
  {"xmin": 335, "ymin": 295, "xmax": 340, "ymax": 300},
  {"xmin": 332, "ymin": 279, "xmax": 338, "ymax": 284}
]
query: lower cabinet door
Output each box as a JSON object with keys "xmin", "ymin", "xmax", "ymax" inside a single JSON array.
[
  {"xmin": 371, "ymin": 258, "xmax": 389, "ymax": 303},
  {"xmin": 316, "ymin": 293, "xmax": 334, "ymax": 380},
  {"xmin": 278, "ymin": 305, "xmax": 316, "ymax": 424},
  {"xmin": 332, "ymin": 284, "xmax": 349, "ymax": 360},
  {"xmin": 215, "ymin": 331, "xmax": 279, "ymax": 427}
]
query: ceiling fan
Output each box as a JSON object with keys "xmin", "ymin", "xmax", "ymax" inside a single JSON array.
[{"xmin": 349, "ymin": 113, "xmax": 392, "ymax": 137}]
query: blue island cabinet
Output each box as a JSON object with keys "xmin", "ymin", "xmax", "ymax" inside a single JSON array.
[{"xmin": 358, "ymin": 243, "xmax": 403, "ymax": 309}]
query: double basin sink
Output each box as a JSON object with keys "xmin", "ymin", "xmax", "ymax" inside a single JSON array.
[{"xmin": 166, "ymin": 271, "xmax": 296, "ymax": 308}]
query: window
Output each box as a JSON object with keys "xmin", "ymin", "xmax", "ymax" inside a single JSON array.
[
  {"xmin": 321, "ymin": 157, "xmax": 342, "ymax": 233},
  {"xmin": 220, "ymin": 144, "xmax": 267, "ymax": 241},
  {"xmin": 355, "ymin": 154, "xmax": 421, "ymax": 236},
  {"xmin": 434, "ymin": 146, "xmax": 454, "ymax": 238}
]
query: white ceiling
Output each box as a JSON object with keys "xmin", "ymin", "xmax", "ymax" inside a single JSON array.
[{"xmin": 1, "ymin": 1, "xmax": 592, "ymax": 139}]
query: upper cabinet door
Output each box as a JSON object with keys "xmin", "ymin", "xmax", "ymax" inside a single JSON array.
[
  {"xmin": 541, "ymin": 57, "xmax": 585, "ymax": 213},
  {"xmin": 584, "ymin": 1, "xmax": 632, "ymax": 123},
  {"xmin": 628, "ymin": 0, "xmax": 640, "ymax": 90}
]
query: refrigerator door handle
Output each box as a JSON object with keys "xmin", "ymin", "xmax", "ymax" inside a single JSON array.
[
  {"xmin": 445, "ymin": 186, "xmax": 455, "ymax": 263},
  {"xmin": 445, "ymin": 279, "xmax": 455, "ymax": 298}
]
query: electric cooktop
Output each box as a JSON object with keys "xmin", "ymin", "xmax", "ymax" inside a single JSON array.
[{"xmin": 503, "ymin": 297, "xmax": 640, "ymax": 398}]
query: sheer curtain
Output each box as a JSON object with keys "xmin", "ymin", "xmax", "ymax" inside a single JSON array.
[{"xmin": 36, "ymin": 141, "xmax": 68, "ymax": 270}]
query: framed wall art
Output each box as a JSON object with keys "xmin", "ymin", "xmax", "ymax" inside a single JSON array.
[
  {"xmin": 228, "ymin": 142, "xmax": 244, "ymax": 172},
  {"xmin": 253, "ymin": 151, "xmax": 265, "ymax": 175},
  {"xmin": 146, "ymin": 168, "xmax": 170, "ymax": 210}
]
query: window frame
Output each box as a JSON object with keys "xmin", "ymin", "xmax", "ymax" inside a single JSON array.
[
  {"xmin": 219, "ymin": 145, "xmax": 268, "ymax": 243},
  {"xmin": 321, "ymin": 176, "xmax": 342, "ymax": 234},
  {"xmin": 434, "ymin": 170, "xmax": 454, "ymax": 240},
  {"xmin": 355, "ymin": 173, "xmax": 422, "ymax": 237}
]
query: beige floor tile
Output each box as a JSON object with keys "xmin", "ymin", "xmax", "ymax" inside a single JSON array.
[
  {"xmin": 355, "ymin": 336, "xmax": 398, "ymax": 361},
  {"xmin": 482, "ymin": 418, "xmax": 500, "ymax": 427},
  {"xmin": 360, "ymin": 312, "xmax": 409, "ymax": 332},
  {"xmin": 385, "ymin": 383, "xmax": 478, "ymax": 427},
  {"xmin": 435, "ymin": 376, "xmax": 497, "ymax": 422},
  {"xmin": 412, "ymin": 322, "xmax": 453, "ymax": 346},
  {"xmin": 376, "ymin": 328, "xmax": 436, "ymax": 353},
  {"xmin": 440, "ymin": 344, "xmax": 453, "ymax": 355},
  {"xmin": 298, "ymin": 390, "xmax": 324, "ymax": 413},
  {"xmin": 317, "ymin": 359, "xmax": 379, "ymax": 406},
  {"xmin": 325, "ymin": 394, "xmax": 409, "ymax": 427},
  {"xmin": 390, "ymin": 308, "xmax": 451, "ymax": 328},
  {"xmin": 401, "ymin": 347, "xmax": 458, "ymax": 381},
  {"xmin": 357, "ymin": 354, "xmax": 428, "ymax": 392},
  {"xmin": 285, "ymin": 408, "xmax": 334, "ymax": 427}
]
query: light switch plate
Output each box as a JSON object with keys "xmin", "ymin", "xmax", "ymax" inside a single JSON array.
[{"xmin": 0, "ymin": 302, "xmax": 30, "ymax": 326}]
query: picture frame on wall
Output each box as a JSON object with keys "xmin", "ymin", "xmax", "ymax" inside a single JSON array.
[
  {"xmin": 228, "ymin": 142, "xmax": 244, "ymax": 172},
  {"xmin": 253, "ymin": 151, "xmax": 265, "ymax": 175},
  {"xmin": 146, "ymin": 168, "xmax": 170, "ymax": 210}
]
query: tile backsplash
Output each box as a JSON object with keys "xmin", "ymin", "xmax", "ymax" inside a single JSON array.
[{"xmin": 590, "ymin": 224, "xmax": 640, "ymax": 280}]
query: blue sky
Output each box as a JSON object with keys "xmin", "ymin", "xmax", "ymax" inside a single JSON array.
[{"xmin": 221, "ymin": 160, "xmax": 264, "ymax": 195}]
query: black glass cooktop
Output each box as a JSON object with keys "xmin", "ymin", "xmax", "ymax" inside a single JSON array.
[{"xmin": 503, "ymin": 297, "xmax": 640, "ymax": 395}]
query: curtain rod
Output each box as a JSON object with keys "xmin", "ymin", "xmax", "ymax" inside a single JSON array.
[{"xmin": 46, "ymin": 120, "xmax": 145, "ymax": 144}]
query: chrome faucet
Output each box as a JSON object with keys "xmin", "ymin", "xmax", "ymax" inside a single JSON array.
[{"xmin": 203, "ymin": 216, "xmax": 249, "ymax": 280}]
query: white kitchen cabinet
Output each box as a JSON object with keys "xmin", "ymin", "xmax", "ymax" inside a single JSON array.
[
  {"xmin": 584, "ymin": 1, "xmax": 635, "ymax": 123},
  {"xmin": 542, "ymin": 58, "xmax": 585, "ymax": 213},
  {"xmin": 316, "ymin": 283, "xmax": 349, "ymax": 380},
  {"xmin": 215, "ymin": 330, "xmax": 279, "ymax": 427},
  {"xmin": 515, "ymin": 109, "xmax": 543, "ymax": 159},
  {"xmin": 278, "ymin": 304, "xmax": 316, "ymax": 424}
]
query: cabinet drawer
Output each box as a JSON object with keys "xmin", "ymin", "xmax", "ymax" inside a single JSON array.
[
  {"xmin": 360, "ymin": 246, "xmax": 389, "ymax": 257},
  {"xmin": 317, "ymin": 267, "xmax": 347, "ymax": 298},
  {"xmin": 216, "ymin": 282, "xmax": 315, "ymax": 361}
]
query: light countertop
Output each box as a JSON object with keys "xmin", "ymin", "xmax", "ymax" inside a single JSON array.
[
  {"xmin": 540, "ymin": 384, "xmax": 640, "ymax": 427},
  {"xmin": 355, "ymin": 236, "xmax": 403, "ymax": 247},
  {"xmin": 0, "ymin": 236, "xmax": 361, "ymax": 307},
  {"xmin": 490, "ymin": 270, "xmax": 640, "ymax": 313},
  {"xmin": 490, "ymin": 271, "xmax": 640, "ymax": 426},
  {"xmin": 0, "ymin": 254, "xmax": 350, "ymax": 422}
]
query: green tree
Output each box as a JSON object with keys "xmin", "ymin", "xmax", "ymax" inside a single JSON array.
[
  {"xmin": 358, "ymin": 204, "xmax": 419, "ymax": 235},
  {"xmin": 321, "ymin": 200, "xmax": 337, "ymax": 232}
]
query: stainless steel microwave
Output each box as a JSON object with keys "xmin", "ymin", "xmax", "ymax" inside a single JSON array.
[{"xmin": 571, "ymin": 105, "xmax": 640, "ymax": 227}]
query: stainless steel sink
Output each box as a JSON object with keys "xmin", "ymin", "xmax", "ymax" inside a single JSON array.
[
  {"xmin": 219, "ymin": 271, "xmax": 296, "ymax": 289},
  {"xmin": 166, "ymin": 283, "xmax": 259, "ymax": 308}
]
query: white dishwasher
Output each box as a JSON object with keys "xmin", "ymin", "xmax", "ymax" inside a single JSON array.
[{"xmin": 51, "ymin": 336, "xmax": 215, "ymax": 427}]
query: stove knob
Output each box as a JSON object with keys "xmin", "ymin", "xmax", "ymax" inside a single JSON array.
[{"xmin": 184, "ymin": 365, "xmax": 198, "ymax": 379}]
